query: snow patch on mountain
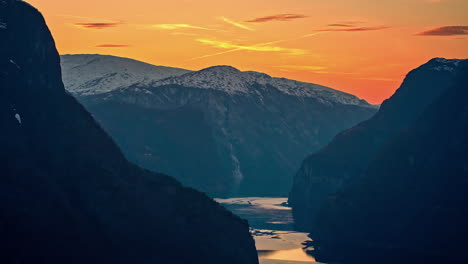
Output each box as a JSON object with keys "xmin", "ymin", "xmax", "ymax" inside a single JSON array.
[
  {"xmin": 153, "ymin": 65, "xmax": 372, "ymax": 107},
  {"xmin": 61, "ymin": 54, "xmax": 190, "ymax": 96},
  {"xmin": 430, "ymin": 58, "xmax": 463, "ymax": 72},
  {"xmin": 61, "ymin": 55, "xmax": 373, "ymax": 107}
]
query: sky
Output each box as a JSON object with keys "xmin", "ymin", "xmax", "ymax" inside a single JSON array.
[{"xmin": 26, "ymin": 0, "xmax": 468, "ymax": 104}]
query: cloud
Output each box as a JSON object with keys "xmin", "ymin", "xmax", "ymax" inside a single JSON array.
[
  {"xmin": 189, "ymin": 33, "xmax": 325, "ymax": 61},
  {"xmin": 327, "ymin": 24, "xmax": 355, "ymax": 27},
  {"xmin": 416, "ymin": 26, "xmax": 468, "ymax": 36},
  {"xmin": 188, "ymin": 39, "xmax": 307, "ymax": 60},
  {"xmin": 326, "ymin": 21, "xmax": 365, "ymax": 27},
  {"xmin": 276, "ymin": 65, "xmax": 328, "ymax": 72},
  {"xmin": 219, "ymin": 17, "xmax": 254, "ymax": 31},
  {"xmin": 151, "ymin": 24, "xmax": 211, "ymax": 30},
  {"xmin": 319, "ymin": 26, "xmax": 390, "ymax": 32},
  {"xmin": 245, "ymin": 14, "xmax": 307, "ymax": 23},
  {"xmin": 74, "ymin": 22, "xmax": 122, "ymax": 29},
  {"xmin": 196, "ymin": 39, "xmax": 306, "ymax": 55},
  {"xmin": 95, "ymin": 44, "xmax": 130, "ymax": 48}
]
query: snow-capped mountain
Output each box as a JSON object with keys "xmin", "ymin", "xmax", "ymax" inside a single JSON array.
[
  {"xmin": 152, "ymin": 65, "xmax": 369, "ymax": 106},
  {"xmin": 61, "ymin": 54, "xmax": 378, "ymax": 197},
  {"xmin": 61, "ymin": 54, "xmax": 190, "ymax": 96}
]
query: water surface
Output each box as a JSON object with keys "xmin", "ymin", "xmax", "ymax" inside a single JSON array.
[{"xmin": 216, "ymin": 197, "xmax": 321, "ymax": 264}]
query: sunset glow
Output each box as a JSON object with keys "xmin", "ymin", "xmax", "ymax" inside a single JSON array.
[{"xmin": 26, "ymin": 0, "xmax": 468, "ymax": 104}]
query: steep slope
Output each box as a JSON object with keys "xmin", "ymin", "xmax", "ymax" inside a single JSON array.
[
  {"xmin": 289, "ymin": 58, "xmax": 466, "ymax": 230},
  {"xmin": 311, "ymin": 60, "xmax": 468, "ymax": 263},
  {"xmin": 61, "ymin": 54, "xmax": 190, "ymax": 96},
  {"xmin": 0, "ymin": 1, "xmax": 258, "ymax": 263},
  {"xmin": 64, "ymin": 61, "xmax": 377, "ymax": 197}
]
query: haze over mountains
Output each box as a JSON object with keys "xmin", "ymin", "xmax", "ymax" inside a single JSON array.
[
  {"xmin": 0, "ymin": 1, "xmax": 257, "ymax": 263},
  {"xmin": 61, "ymin": 54, "xmax": 377, "ymax": 197}
]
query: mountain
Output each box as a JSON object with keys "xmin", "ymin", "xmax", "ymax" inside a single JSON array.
[
  {"xmin": 61, "ymin": 54, "xmax": 190, "ymax": 96},
  {"xmin": 62, "ymin": 57, "xmax": 378, "ymax": 197},
  {"xmin": 310, "ymin": 60, "xmax": 468, "ymax": 263},
  {"xmin": 0, "ymin": 1, "xmax": 258, "ymax": 263},
  {"xmin": 289, "ymin": 58, "xmax": 466, "ymax": 230}
]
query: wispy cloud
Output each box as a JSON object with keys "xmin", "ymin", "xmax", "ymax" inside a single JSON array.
[
  {"xmin": 219, "ymin": 17, "xmax": 254, "ymax": 31},
  {"xmin": 152, "ymin": 24, "xmax": 211, "ymax": 30},
  {"xmin": 196, "ymin": 39, "xmax": 306, "ymax": 55},
  {"xmin": 74, "ymin": 22, "xmax": 122, "ymax": 29},
  {"xmin": 246, "ymin": 14, "xmax": 307, "ymax": 23},
  {"xmin": 275, "ymin": 65, "xmax": 328, "ymax": 73},
  {"xmin": 96, "ymin": 44, "xmax": 130, "ymax": 48},
  {"xmin": 319, "ymin": 26, "xmax": 390, "ymax": 32},
  {"xmin": 189, "ymin": 33, "xmax": 323, "ymax": 61},
  {"xmin": 327, "ymin": 24, "xmax": 355, "ymax": 27},
  {"xmin": 416, "ymin": 26, "xmax": 468, "ymax": 36},
  {"xmin": 326, "ymin": 20, "xmax": 365, "ymax": 27}
]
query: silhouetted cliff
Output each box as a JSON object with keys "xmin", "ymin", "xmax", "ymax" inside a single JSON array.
[
  {"xmin": 289, "ymin": 58, "xmax": 466, "ymax": 230},
  {"xmin": 0, "ymin": 1, "xmax": 258, "ymax": 263},
  {"xmin": 311, "ymin": 60, "xmax": 468, "ymax": 263}
]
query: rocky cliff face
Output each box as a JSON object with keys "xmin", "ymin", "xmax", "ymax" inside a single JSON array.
[
  {"xmin": 311, "ymin": 60, "xmax": 468, "ymax": 263},
  {"xmin": 63, "ymin": 56, "xmax": 377, "ymax": 197},
  {"xmin": 289, "ymin": 58, "xmax": 466, "ymax": 230},
  {"xmin": 0, "ymin": 1, "xmax": 258, "ymax": 263}
]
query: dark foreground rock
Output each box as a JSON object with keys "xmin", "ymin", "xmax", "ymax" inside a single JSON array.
[
  {"xmin": 311, "ymin": 60, "xmax": 468, "ymax": 263},
  {"xmin": 289, "ymin": 58, "xmax": 466, "ymax": 231},
  {"xmin": 0, "ymin": 1, "xmax": 258, "ymax": 263}
]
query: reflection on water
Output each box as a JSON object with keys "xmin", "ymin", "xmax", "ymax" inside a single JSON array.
[
  {"xmin": 216, "ymin": 197, "xmax": 295, "ymax": 230},
  {"xmin": 216, "ymin": 197, "xmax": 322, "ymax": 264},
  {"xmin": 259, "ymin": 248, "xmax": 317, "ymax": 262}
]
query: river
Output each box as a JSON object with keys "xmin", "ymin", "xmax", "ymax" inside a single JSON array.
[{"xmin": 216, "ymin": 197, "xmax": 322, "ymax": 264}]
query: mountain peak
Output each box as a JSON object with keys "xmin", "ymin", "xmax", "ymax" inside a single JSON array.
[
  {"xmin": 426, "ymin": 57, "xmax": 465, "ymax": 72},
  {"xmin": 153, "ymin": 65, "xmax": 370, "ymax": 106},
  {"xmin": 61, "ymin": 54, "xmax": 190, "ymax": 96},
  {"xmin": 429, "ymin": 57, "xmax": 462, "ymax": 63},
  {"xmin": 200, "ymin": 65, "xmax": 241, "ymax": 73}
]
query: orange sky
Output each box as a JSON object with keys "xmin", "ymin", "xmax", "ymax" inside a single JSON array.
[{"xmin": 26, "ymin": 0, "xmax": 468, "ymax": 104}]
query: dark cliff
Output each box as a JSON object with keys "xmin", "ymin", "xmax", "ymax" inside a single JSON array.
[
  {"xmin": 289, "ymin": 58, "xmax": 466, "ymax": 230},
  {"xmin": 0, "ymin": 1, "xmax": 258, "ymax": 263},
  {"xmin": 311, "ymin": 60, "xmax": 468, "ymax": 263}
]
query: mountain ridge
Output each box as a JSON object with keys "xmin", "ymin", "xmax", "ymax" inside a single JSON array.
[
  {"xmin": 61, "ymin": 54, "xmax": 191, "ymax": 96},
  {"xmin": 311, "ymin": 59, "xmax": 468, "ymax": 264},
  {"xmin": 63, "ymin": 54, "xmax": 375, "ymax": 108},
  {"xmin": 62, "ymin": 54, "xmax": 378, "ymax": 196},
  {"xmin": 152, "ymin": 65, "xmax": 374, "ymax": 106},
  {"xmin": 289, "ymin": 57, "xmax": 467, "ymax": 231}
]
